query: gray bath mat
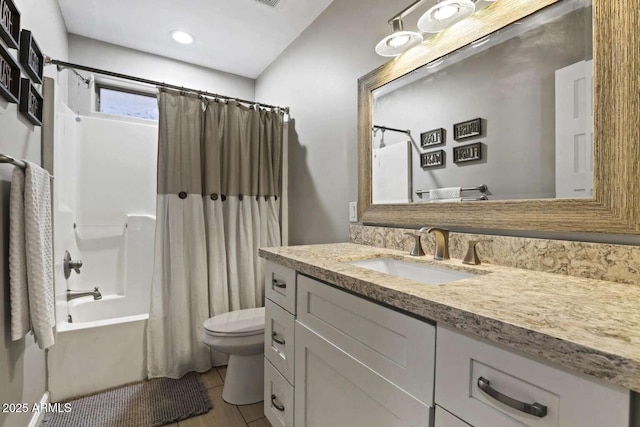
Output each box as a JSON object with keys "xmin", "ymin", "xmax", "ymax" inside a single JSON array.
[{"xmin": 42, "ymin": 372, "xmax": 212, "ymax": 427}]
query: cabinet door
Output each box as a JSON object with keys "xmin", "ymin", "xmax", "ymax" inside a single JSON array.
[
  {"xmin": 297, "ymin": 274, "xmax": 436, "ymax": 405},
  {"xmin": 294, "ymin": 321, "xmax": 432, "ymax": 427}
]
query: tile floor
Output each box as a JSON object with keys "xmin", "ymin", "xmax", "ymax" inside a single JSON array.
[{"xmin": 167, "ymin": 366, "xmax": 271, "ymax": 427}]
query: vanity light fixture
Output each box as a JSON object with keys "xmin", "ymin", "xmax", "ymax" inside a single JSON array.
[
  {"xmin": 171, "ymin": 30, "xmax": 194, "ymax": 45},
  {"xmin": 375, "ymin": 17, "xmax": 424, "ymax": 57},
  {"xmin": 418, "ymin": 0, "xmax": 476, "ymax": 33},
  {"xmin": 376, "ymin": 0, "xmax": 497, "ymax": 57}
]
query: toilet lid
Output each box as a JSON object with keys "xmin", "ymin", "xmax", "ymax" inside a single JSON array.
[{"xmin": 203, "ymin": 307, "xmax": 265, "ymax": 336}]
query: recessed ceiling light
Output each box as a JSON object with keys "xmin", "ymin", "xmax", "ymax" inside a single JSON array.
[{"xmin": 171, "ymin": 31, "xmax": 194, "ymax": 45}]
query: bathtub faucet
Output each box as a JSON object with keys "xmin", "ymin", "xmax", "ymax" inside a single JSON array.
[{"xmin": 67, "ymin": 287, "xmax": 102, "ymax": 301}]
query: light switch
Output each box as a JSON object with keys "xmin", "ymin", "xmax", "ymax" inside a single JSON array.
[{"xmin": 349, "ymin": 202, "xmax": 358, "ymax": 222}]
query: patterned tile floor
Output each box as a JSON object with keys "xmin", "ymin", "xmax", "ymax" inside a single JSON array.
[{"xmin": 167, "ymin": 366, "xmax": 271, "ymax": 427}]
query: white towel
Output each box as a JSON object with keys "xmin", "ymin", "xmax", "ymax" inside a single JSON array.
[
  {"xmin": 429, "ymin": 198, "xmax": 462, "ymax": 203},
  {"xmin": 9, "ymin": 161, "xmax": 55, "ymax": 349},
  {"xmin": 9, "ymin": 167, "xmax": 29, "ymax": 341},
  {"xmin": 430, "ymin": 187, "xmax": 462, "ymax": 200}
]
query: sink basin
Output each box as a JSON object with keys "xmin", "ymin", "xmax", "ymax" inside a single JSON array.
[{"xmin": 348, "ymin": 258, "xmax": 476, "ymax": 285}]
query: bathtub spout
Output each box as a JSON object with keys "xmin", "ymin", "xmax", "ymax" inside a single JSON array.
[{"xmin": 67, "ymin": 287, "xmax": 102, "ymax": 301}]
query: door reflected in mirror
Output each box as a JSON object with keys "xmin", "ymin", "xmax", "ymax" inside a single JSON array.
[{"xmin": 371, "ymin": 0, "xmax": 593, "ymax": 204}]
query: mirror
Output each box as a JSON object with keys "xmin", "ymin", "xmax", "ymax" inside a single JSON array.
[
  {"xmin": 357, "ymin": 0, "xmax": 640, "ymax": 234},
  {"xmin": 371, "ymin": 0, "xmax": 593, "ymax": 204}
]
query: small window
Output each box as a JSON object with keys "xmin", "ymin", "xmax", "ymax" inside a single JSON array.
[{"xmin": 97, "ymin": 86, "xmax": 158, "ymax": 121}]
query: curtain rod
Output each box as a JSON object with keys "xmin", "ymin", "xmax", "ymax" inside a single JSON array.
[{"xmin": 45, "ymin": 57, "xmax": 290, "ymax": 113}]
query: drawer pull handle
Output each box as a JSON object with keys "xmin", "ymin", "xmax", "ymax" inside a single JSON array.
[
  {"xmin": 272, "ymin": 332, "xmax": 286, "ymax": 345},
  {"xmin": 271, "ymin": 394, "xmax": 285, "ymax": 412},
  {"xmin": 273, "ymin": 279, "xmax": 287, "ymax": 289},
  {"xmin": 477, "ymin": 377, "xmax": 547, "ymax": 418}
]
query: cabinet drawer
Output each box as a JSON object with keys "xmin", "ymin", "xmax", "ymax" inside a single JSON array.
[
  {"xmin": 295, "ymin": 322, "xmax": 432, "ymax": 427},
  {"xmin": 435, "ymin": 325, "xmax": 630, "ymax": 427},
  {"xmin": 265, "ymin": 261, "xmax": 297, "ymax": 315},
  {"xmin": 265, "ymin": 299, "xmax": 295, "ymax": 384},
  {"xmin": 297, "ymin": 274, "xmax": 436, "ymax": 405},
  {"xmin": 435, "ymin": 406, "xmax": 471, "ymax": 427},
  {"xmin": 265, "ymin": 359, "xmax": 294, "ymax": 427}
]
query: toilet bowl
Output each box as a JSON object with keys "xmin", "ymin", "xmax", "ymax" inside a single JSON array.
[{"xmin": 202, "ymin": 307, "xmax": 265, "ymax": 405}]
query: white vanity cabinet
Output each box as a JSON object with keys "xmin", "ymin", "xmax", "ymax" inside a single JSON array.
[{"xmin": 264, "ymin": 260, "xmax": 631, "ymax": 427}]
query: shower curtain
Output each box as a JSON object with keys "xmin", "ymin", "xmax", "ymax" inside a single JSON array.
[{"xmin": 147, "ymin": 89, "xmax": 283, "ymax": 379}]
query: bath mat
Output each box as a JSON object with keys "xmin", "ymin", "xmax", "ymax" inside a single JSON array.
[{"xmin": 41, "ymin": 372, "xmax": 212, "ymax": 427}]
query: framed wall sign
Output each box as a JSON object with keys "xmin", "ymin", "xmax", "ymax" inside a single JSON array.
[
  {"xmin": 0, "ymin": 0, "xmax": 20, "ymax": 49},
  {"xmin": 453, "ymin": 142, "xmax": 482, "ymax": 163},
  {"xmin": 19, "ymin": 78, "xmax": 42, "ymax": 126},
  {"xmin": 421, "ymin": 128, "xmax": 444, "ymax": 148},
  {"xmin": 0, "ymin": 43, "xmax": 20, "ymax": 103},
  {"xmin": 19, "ymin": 30, "xmax": 43, "ymax": 84},
  {"xmin": 421, "ymin": 150, "xmax": 445, "ymax": 168},
  {"xmin": 453, "ymin": 118, "xmax": 482, "ymax": 141}
]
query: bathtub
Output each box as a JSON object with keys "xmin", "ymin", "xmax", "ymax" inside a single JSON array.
[{"xmin": 47, "ymin": 295, "xmax": 149, "ymax": 401}]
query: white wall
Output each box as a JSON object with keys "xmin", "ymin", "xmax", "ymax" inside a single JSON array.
[
  {"xmin": 0, "ymin": 1, "xmax": 68, "ymax": 425},
  {"xmin": 255, "ymin": 0, "xmax": 405, "ymax": 244},
  {"xmin": 67, "ymin": 34, "xmax": 255, "ymax": 115}
]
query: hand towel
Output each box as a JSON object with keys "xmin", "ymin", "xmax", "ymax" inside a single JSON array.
[
  {"xmin": 10, "ymin": 161, "xmax": 55, "ymax": 349},
  {"xmin": 9, "ymin": 167, "xmax": 29, "ymax": 341},
  {"xmin": 430, "ymin": 187, "xmax": 462, "ymax": 200},
  {"xmin": 429, "ymin": 198, "xmax": 462, "ymax": 203}
]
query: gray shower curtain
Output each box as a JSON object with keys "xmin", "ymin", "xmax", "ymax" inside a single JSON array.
[{"xmin": 147, "ymin": 89, "xmax": 283, "ymax": 379}]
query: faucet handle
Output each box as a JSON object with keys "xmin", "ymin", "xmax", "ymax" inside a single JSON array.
[
  {"xmin": 404, "ymin": 233, "xmax": 425, "ymax": 257},
  {"xmin": 463, "ymin": 240, "xmax": 493, "ymax": 265}
]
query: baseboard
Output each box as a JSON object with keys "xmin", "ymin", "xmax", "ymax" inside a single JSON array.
[{"xmin": 28, "ymin": 392, "xmax": 49, "ymax": 427}]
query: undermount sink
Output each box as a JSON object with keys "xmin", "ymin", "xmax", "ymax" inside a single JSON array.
[{"xmin": 348, "ymin": 258, "xmax": 476, "ymax": 285}]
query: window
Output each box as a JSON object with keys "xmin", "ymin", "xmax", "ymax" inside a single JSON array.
[{"xmin": 97, "ymin": 86, "xmax": 159, "ymax": 121}]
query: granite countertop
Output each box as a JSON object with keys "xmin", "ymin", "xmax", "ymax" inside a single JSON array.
[{"xmin": 259, "ymin": 243, "xmax": 640, "ymax": 393}]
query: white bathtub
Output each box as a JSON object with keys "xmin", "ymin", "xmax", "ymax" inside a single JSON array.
[{"xmin": 48, "ymin": 296, "xmax": 149, "ymax": 401}]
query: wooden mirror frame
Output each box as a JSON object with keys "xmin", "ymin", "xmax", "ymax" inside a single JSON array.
[{"xmin": 358, "ymin": 0, "xmax": 639, "ymax": 234}]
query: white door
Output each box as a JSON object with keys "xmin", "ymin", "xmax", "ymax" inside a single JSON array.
[
  {"xmin": 294, "ymin": 322, "xmax": 432, "ymax": 427},
  {"xmin": 555, "ymin": 60, "xmax": 593, "ymax": 198}
]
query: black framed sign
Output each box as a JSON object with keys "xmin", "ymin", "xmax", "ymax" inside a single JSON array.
[
  {"xmin": 0, "ymin": 43, "xmax": 20, "ymax": 103},
  {"xmin": 421, "ymin": 150, "xmax": 445, "ymax": 168},
  {"xmin": 19, "ymin": 78, "xmax": 42, "ymax": 126},
  {"xmin": 421, "ymin": 128, "xmax": 444, "ymax": 148},
  {"xmin": 19, "ymin": 30, "xmax": 43, "ymax": 84},
  {"xmin": 453, "ymin": 118, "xmax": 482, "ymax": 141},
  {"xmin": 453, "ymin": 142, "xmax": 482, "ymax": 163},
  {"xmin": 0, "ymin": 0, "xmax": 20, "ymax": 49}
]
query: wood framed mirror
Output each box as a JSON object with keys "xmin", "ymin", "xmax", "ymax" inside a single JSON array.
[{"xmin": 357, "ymin": 0, "xmax": 639, "ymax": 234}]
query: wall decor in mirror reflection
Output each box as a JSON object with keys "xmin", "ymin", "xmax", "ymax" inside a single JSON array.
[
  {"xmin": 0, "ymin": 42, "xmax": 19, "ymax": 103},
  {"xmin": 372, "ymin": 0, "xmax": 593, "ymax": 203},
  {"xmin": 0, "ymin": 0, "xmax": 19, "ymax": 49},
  {"xmin": 421, "ymin": 128, "xmax": 444, "ymax": 148}
]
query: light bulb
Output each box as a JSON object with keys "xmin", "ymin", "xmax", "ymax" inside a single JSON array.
[
  {"xmin": 388, "ymin": 35, "xmax": 411, "ymax": 48},
  {"xmin": 434, "ymin": 5, "xmax": 460, "ymax": 20}
]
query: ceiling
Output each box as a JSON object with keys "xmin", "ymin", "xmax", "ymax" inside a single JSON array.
[{"xmin": 57, "ymin": 0, "xmax": 335, "ymax": 79}]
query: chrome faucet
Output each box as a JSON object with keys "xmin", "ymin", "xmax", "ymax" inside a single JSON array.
[
  {"xmin": 424, "ymin": 227, "xmax": 450, "ymax": 260},
  {"xmin": 67, "ymin": 287, "xmax": 102, "ymax": 301}
]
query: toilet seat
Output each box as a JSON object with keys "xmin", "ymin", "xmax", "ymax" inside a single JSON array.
[{"xmin": 203, "ymin": 307, "xmax": 265, "ymax": 337}]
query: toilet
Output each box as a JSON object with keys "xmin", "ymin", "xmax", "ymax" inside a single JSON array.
[{"xmin": 201, "ymin": 307, "xmax": 265, "ymax": 405}]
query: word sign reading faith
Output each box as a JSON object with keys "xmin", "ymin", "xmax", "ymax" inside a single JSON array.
[{"xmin": 421, "ymin": 150, "xmax": 444, "ymax": 168}]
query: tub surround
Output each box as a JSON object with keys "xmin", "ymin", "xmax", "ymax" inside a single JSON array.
[
  {"xmin": 350, "ymin": 225, "xmax": 640, "ymax": 286},
  {"xmin": 259, "ymin": 243, "xmax": 640, "ymax": 393}
]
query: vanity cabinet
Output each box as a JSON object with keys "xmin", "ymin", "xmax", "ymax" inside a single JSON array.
[{"xmin": 264, "ymin": 260, "xmax": 631, "ymax": 427}]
